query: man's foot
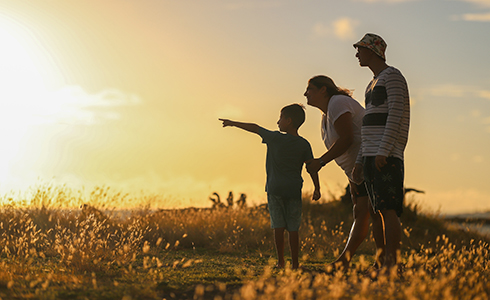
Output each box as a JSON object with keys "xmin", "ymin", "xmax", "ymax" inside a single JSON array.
[{"xmin": 360, "ymin": 262, "xmax": 379, "ymax": 277}]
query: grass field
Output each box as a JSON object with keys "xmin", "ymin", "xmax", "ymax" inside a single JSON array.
[{"xmin": 0, "ymin": 185, "xmax": 489, "ymax": 299}]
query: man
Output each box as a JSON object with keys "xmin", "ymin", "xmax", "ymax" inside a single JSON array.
[{"xmin": 352, "ymin": 33, "xmax": 410, "ymax": 271}]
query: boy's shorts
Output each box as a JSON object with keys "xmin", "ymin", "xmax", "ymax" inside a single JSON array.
[
  {"xmin": 267, "ymin": 194, "xmax": 302, "ymax": 232},
  {"xmin": 363, "ymin": 156, "xmax": 404, "ymax": 217}
]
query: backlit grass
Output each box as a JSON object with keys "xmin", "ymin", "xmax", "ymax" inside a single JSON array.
[{"xmin": 0, "ymin": 184, "xmax": 488, "ymax": 299}]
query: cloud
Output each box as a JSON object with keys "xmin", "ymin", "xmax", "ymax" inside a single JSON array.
[
  {"xmin": 333, "ymin": 18, "xmax": 359, "ymax": 40},
  {"xmin": 453, "ymin": 0, "xmax": 490, "ymax": 22},
  {"xmin": 312, "ymin": 17, "xmax": 360, "ymax": 40},
  {"xmin": 39, "ymin": 86, "xmax": 142, "ymax": 125},
  {"xmin": 473, "ymin": 155, "xmax": 484, "ymax": 163},
  {"xmin": 478, "ymin": 90, "xmax": 490, "ymax": 100},
  {"xmin": 353, "ymin": 0, "xmax": 418, "ymax": 3},
  {"xmin": 461, "ymin": 12, "xmax": 490, "ymax": 21},
  {"xmin": 224, "ymin": 0, "xmax": 282, "ymax": 10},
  {"xmin": 427, "ymin": 84, "xmax": 490, "ymax": 101},
  {"xmin": 0, "ymin": 86, "xmax": 143, "ymax": 126},
  {"xmin": 428, "ymin": 84, "xmax": 468, "ymax": 98},
  {"xmin": 458, "ymin": 0, "xmax": 490, "ymax": 8}
]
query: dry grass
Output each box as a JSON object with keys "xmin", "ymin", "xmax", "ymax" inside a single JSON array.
[{"xmin": 0, "ymin": 184, "xmax": 488, "ymax": 299}]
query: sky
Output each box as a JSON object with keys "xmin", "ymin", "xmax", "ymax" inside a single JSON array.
[{"xmin": 0, "ymin": 0, "xmax": 489, "ymax": 213}]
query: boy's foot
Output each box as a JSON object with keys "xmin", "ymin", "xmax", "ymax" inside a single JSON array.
[{"xmin": 273, "ymin": 264, "xmax": 285, "ymax": 269}]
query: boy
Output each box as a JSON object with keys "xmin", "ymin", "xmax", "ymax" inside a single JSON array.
[{"xmin": 220, "ymin": 103, "xmax": 320, "ymax": 269}]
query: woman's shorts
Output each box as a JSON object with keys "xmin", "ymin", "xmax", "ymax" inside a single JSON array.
[
  {"xmin": 363, "ymin": 156, "xmax": 404, "ymax": 217},
  {"xmin": 267, "ymin": 194, "xmax": 302, "ymax": 232},
  {"xmin": 350, "ymin": 181, "xmax": 368, "ymax": 198}
]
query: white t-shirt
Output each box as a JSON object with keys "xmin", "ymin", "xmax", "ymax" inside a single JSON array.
[{"xmin": 322, "ymin": 94, "xmax": 365, "ymax": 181}]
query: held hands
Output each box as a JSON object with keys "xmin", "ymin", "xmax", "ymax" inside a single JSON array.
[{"xmin": 306, "ymin": 158, "xmax": 323, "ymax": 174}]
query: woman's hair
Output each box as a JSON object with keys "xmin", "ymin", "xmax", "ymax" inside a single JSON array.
[{"xmin": 308, "ymin": 75, "xmax": 353, "ymax": 97}]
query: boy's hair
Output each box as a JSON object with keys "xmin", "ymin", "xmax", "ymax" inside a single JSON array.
[{"xmin": 281, "ymin": 104, "xmax": 306, "ymax": 129}]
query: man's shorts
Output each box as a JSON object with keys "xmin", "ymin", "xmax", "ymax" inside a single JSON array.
[
  {"xmin": 267, "ymin": 194, "xmax": 302, "ymax": 232},
  {"xmin": 363, "ymin": 156, "xmax": 404, "ymax": 217}
]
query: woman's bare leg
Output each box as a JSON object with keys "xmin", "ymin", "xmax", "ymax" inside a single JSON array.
[{"xmin": 331, "ymin": 195, "xmax": 370, "ymax": 269}]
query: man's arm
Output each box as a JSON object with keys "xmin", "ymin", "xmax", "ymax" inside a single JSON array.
[
  {"xmin": 219, "ymin": 119, "xmax": 260, "ymax": 134},
  {"xmin": 378, "ymin": 75, "xmax": 405, "ymax": 155},
  {"xmin": 376, "ymin": 71, "xmax": 407, "ymax": 170},
  {"xmin": 306, "ymin": 112, "xmax": 354, "ymax": 174}
]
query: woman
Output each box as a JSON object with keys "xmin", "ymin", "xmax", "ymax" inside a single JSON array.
[{"xmin": 304, "ymin": 75, "xmax": 384, "ymax": 269}]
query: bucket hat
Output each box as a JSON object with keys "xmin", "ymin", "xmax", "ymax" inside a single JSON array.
[{"xmin": 353, "ymin": 33, "xmax": 387, "ymax": 61}]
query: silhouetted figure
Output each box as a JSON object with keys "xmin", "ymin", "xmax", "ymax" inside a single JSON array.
[
  {"xmin": 226, "ymin": 191, "xmax": 234, "ymax": 208},
  {"xmin": 209, "ymin": 192, "xmax": 225, "ymax": 209},
  {"xmin": 305, "ymin": 74, "xmax": 383, "ymax": 270},
  {"xmin": 220, "ymin": 103, "xmax": 321, "ymax": 270},
  {"xmin": 352, "ymin": 33, "xmax": 410, "ymax": 270},
  {"xmin": 237, "ymin": 193, "xmax": 247, "ymax": 208}
]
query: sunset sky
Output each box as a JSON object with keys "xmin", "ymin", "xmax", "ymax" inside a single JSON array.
[{"xmin": 0, "ymin": 0, "xmax": 489, "ymax": 213}]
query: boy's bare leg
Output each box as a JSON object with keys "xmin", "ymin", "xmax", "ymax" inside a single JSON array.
[
  {"xmin": 274, "ymin": 228, "xmax": 286, "ymax": 268},
  {"xmin": 288, "ymin": 231, "xmax": 299, "ymax": 269},
  {"xmin": 331, "ymin": 195, "xmax": 370, "ymax": 269},
  {"xmin": 379, "ymin": 209, "xmax": 401, "ymax": 269}
]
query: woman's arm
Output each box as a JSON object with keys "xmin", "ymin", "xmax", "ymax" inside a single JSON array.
[{"xmin": 306, "ymin": 112, "xmax": 354, "ymax": 173}]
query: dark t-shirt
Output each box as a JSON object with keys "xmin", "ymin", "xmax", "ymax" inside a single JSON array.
[{"xmin": 259, "ymin": 127, "xmax": 314, "ymax": 199}]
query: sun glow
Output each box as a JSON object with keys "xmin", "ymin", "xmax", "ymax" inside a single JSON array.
[{"xmin": 0, "ymin": 16, "xmax": 64, "ymax": 184}]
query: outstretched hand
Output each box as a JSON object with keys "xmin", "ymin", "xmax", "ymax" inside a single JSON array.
[{"xmin": 219, "ymin": 118, "xmax": 234, "ymax": 127}]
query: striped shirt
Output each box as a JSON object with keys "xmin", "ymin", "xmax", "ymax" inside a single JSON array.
[{"xmin": 356, "ymin": 66, "xmax": 410, "ymax": 163}]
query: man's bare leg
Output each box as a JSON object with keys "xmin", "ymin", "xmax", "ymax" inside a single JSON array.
[
  {"xmin": 370, "ymin": 206, "xmax": 386, "ymax": 268},
  {"xmin": 379, "ymin": 209, "xmax": 401, "ymax": 269}
]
